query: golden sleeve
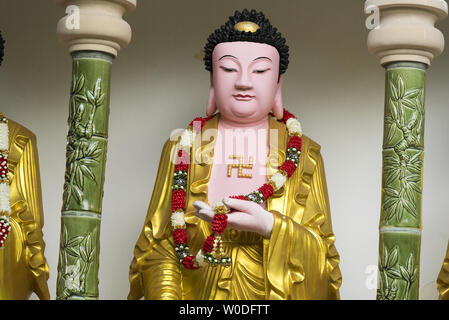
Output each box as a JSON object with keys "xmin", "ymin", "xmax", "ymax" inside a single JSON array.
[
  {"xmin": 15, "ymin": 133, "xmax": 50, "ymax": 300},
  {"xmin": 264, "ymin": 145, "xmax": 342, "ymax": 300},
  {"xmin": 264, "ymin": 210, "xmax": 328, "ymax": 299},
  {"xmin": 128, "ymin": 138, "xmax": 182, "ymax": 300},
  {"xmin": 302, "ymin": 150, "xmax": 342, "ymax": 299}
]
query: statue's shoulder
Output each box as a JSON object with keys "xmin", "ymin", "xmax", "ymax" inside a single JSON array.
[
  {"xmin": 7, "ymin": 117, "xmax": 37, "ymax": 142},
  {"xmin": 163, "ymin": 113, "xmax": 218, "ymax": 152},
  {"xmin": 298, "ymin": 134, "xmax": 323, "ymax": 179},
  {"xmin": 5, "ymin": 118, "xmax": 38, "ymax": 161},
  {"xmin": 165, "ymin": 127, "xmax": 184, "ymax": 150},
  {"xmin": 301, "ymin": 134, "xmax": 322, "ymax": 154}
]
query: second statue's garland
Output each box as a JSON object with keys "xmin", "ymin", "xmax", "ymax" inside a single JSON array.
[
  {"xmin": 170, "ymin": 108, "xmax": 303, "ymax": 269},
  {"xmin": 0, "ymin": 115, "xmax": 11, "ymax": 247}
]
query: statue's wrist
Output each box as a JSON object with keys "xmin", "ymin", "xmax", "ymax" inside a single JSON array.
[{"xmin": 261, "ymin": 210, "xmax": 274, "ymax": 239}]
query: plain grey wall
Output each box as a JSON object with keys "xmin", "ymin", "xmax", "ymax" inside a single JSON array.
[{"xmin": 0, "ymin": 0, "xmax": 448, "ymax": 299}]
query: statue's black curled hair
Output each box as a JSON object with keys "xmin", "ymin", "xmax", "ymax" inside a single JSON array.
[
  {"xmin": 204, "ymin": 9, "xmax": 289, "ymax": 75},
  {"xmin": 0, "ymin": 31, "xmax": 4, "ymax": 67}
]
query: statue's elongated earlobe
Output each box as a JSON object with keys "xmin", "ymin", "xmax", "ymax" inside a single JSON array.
[
  {"xmin": 272, "ymin": 75, "xmax": 284, "ymax": 119},
  {"xmin": 206, "ymin": 76, "xmax": 217, "ymax": 116}
]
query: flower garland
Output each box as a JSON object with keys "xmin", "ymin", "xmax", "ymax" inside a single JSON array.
[
  {"xmin": 171, "ymin": 108, "xmax": 303, "ymax": 269},
  {"xmin": 0, "ymin": 115, "xmax": 11, "ymax": 248}
]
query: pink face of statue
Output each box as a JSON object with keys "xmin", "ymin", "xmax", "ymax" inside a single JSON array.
[{"xmin": 211, "ymin": 41, "xmax": 281, "ymax": 124}]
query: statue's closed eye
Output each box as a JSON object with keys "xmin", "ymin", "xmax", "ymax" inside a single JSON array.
[
  {"xmin": 220, "ymin": 66, "xmax": 237, "ymax": 72},
  {"xmin": 253, "ymin": 69, "xmax": 270, "ymax": 74}
]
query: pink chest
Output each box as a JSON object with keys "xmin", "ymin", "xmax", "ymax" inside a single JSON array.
[{"xmin": 207, "ymin": 118, "xmax": 269, "ymax": 207}]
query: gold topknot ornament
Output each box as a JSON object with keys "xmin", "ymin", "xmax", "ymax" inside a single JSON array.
[{"xmin": 234, "ymin": 21, "xmax": 260, "ymax": 33}]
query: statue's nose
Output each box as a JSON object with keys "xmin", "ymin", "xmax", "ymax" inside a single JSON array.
[{"xmin": 235, "ymin": 72, "xmax": 252, "ymax": 90}]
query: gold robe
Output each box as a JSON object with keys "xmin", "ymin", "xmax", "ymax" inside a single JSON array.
[
  {"xmin": 0, "ymin": 116, "xmax": 50, "ymax": 299},
  {"xmin": 128, "ymin": 114, "xmax": 342, "ymax": 300},
  {"xmin": 437, "ymin": 241, "xmax": 449, "ymax": 299}
]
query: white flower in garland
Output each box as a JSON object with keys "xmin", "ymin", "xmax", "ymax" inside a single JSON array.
[
  {"xmin": 179, "ymin": 129, "xmax": 195, "ymax": 151},
  {"xmin": 0, "ymin": 121, "xmax": 8, "ymax": 151},
  {"xmin": 213, "ymin": 200, "xmax": 225, "ymax": 210},
  {"xmin": 270, "ymin": 172, "xmax": 288, "ymax": 191},
  {"xmin": 0, "ymin": 184, "xmax": 10, "ymax": 214},
  {"xmin": 286, "ymin": 118, "xmax": 302, "ymax": 136},
  {"xmin": 171, "ymin": 210, "xmax": 186, "ymax": 228},
  {"xmin": 195, "ymin": 249, "xmax": 207, "ymax": 267}
]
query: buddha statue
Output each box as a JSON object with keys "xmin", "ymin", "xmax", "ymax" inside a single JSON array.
[
  {"xmin": 128, "ymin": 9, "xmax": 341, "ymax": 300},
  {"xmin": 0, "ymin": 31, "xmax": 50, "ymax": 300}
]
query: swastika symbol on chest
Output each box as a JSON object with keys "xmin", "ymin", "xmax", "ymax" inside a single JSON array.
[{"xmin": 227, "ymin": 155, "xmax": 254, "ymax": 179}]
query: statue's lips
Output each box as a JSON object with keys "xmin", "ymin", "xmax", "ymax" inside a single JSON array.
[{"xmin": 233, "ymin": 94, "xmax": 255, "ymax": 101}]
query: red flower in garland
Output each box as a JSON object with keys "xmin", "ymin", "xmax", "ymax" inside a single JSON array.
[
  {"xmin": 269, "ymin": 109, "xmax": 296, "ymax": 124},
  {"xmin": 182, "ymin": 255, "xmax": 199, "ymax": 269},
  {"xmin": 281, "ymin": 109, "xmax": 296, "ymax": 124},
  {"xmin": 173, "ymin": 228, "xmax": 187, "ymax": 246},
  {"xmin": 176, "ymin": 150, "xmax": 190, "ymax": 165},
  {"xmin": 174, "ymin": 164, "xmax": 188, "ymax": 172},
  {"xmin": 0, "ymin": 156, "xmax": 7, "ymax": 178},
  {"xmin": 202, "ymin": 235, "xmax": 216, "ymax": 253},
  {"xmin": 279, "ymin": 160, "xmax": 297, "ymax": 178},
  {"xmin": 0, "ymin": 219, "xmax": 10, "ymax": 248},
  {"xmin": 258, "ymin": 184, "xmax": 274, "ymax": 199},
  {"xmin": 172, "ymin": 190, "xmax": 186, "ymax": 211},
  {"xmin": 288, "ymin": 135, "xmax": 302, "ymax": 150},
  {"xmin": 211, "ymin": 214, "xmax": 228, "ymax": 234},
  {"xmin": 230, "ymin": 195, "xmax": 247, "ymax": 201},
  {"xmin": 189, "ymin": 115, "xmax": 215, "ymax": 131}
]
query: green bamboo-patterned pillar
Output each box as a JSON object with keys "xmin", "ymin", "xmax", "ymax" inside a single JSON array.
[
  {"xmin": 365, "ymin": 0, "xmax": 447, "ymax": 300},
  {"xmin": 378, "ymin": 62, "xmax": 426, "ymax": 300},
  {"xmin": 55, "ymin": 0, "xmax": 136, "ymax": 299}
]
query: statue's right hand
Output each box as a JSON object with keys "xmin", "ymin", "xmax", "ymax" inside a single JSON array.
[{"xmin": 193, "ymin": 199, "xmax": 274, "ymax": 238}]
